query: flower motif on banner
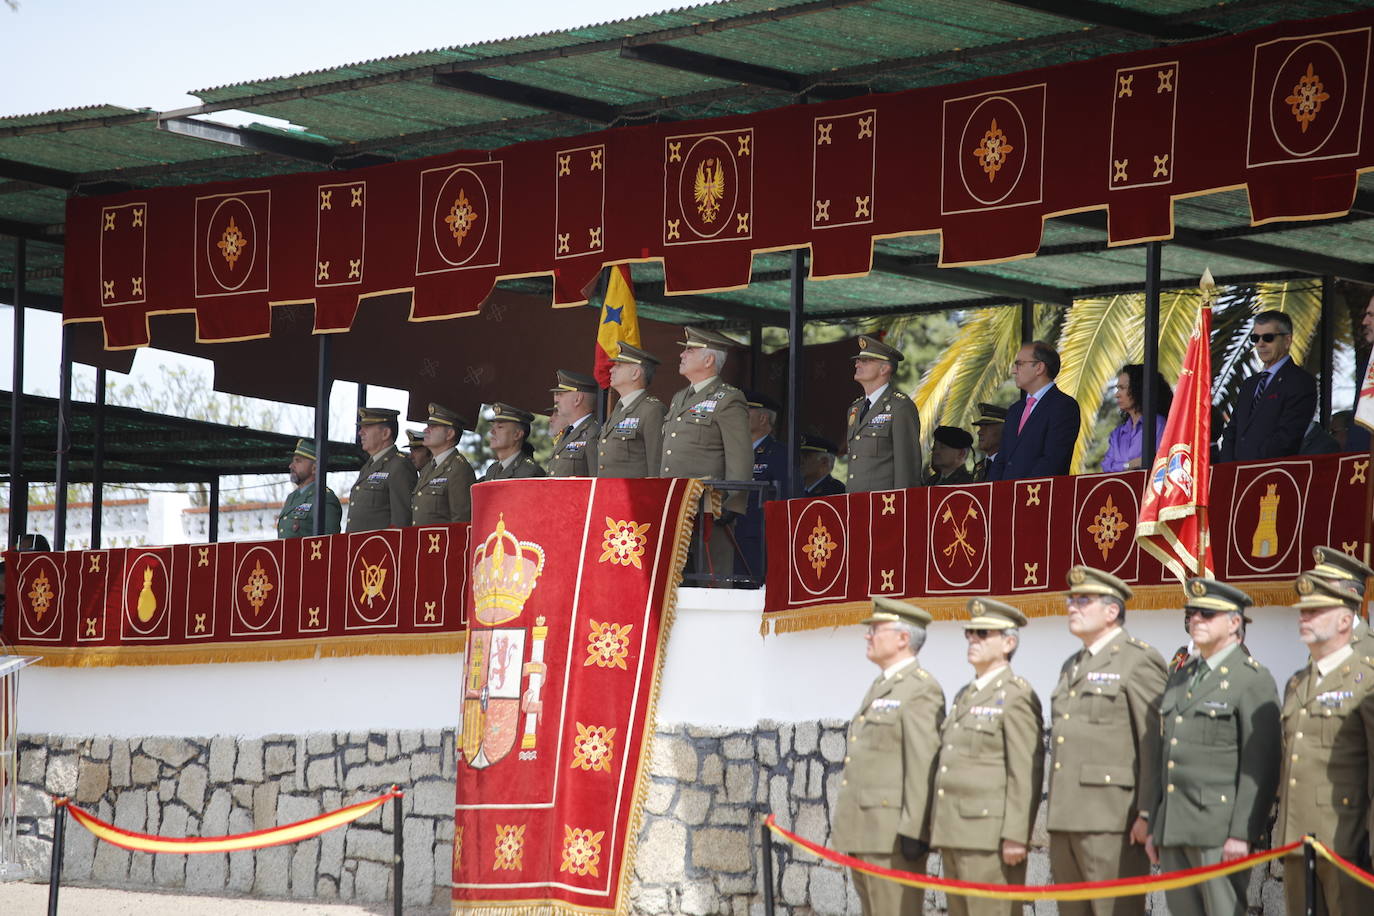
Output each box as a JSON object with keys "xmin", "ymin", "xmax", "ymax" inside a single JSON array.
[
  {"xmin": 585, "ymin": 620, "xmax": 633, "ymax": 670},
  {"xmin": 493, "ymin": 823, "xmax": 525, "ymax": 871},
  {"xmin": 27, "ymin": 570, "xmax": 54, "ymax": 621},
  {"xmin": 1087, "ymin": 495, "xmax": 1131, "ymax": 561},
  {"xmin": 453, "ymin": 826, "xmax": 464, "ymax": 872},
  {"xmin": 241, "ymin": 560, "xmax": 274, "ymax": 616},
  {"xmin": 694, "ymin": 158, "xmax": 726, "ymax": 223},
  {"xmin": 445, "ymin": 189, "xmax": 479, "ymax": 245},
  {"xmin": 570, "ymin": 722, "xmax": 617, "ymax": 772},
  {"xmin": 217, "ymin": 216, "xmax": 248, "ymax": 269},
  {"xmin": 598, "ymin": 518, "xmax": 651, "ymax": 569},
  {"xmin": 1286, "ymin": 63, "xmax": 1331, "ymax": 133},
  {"xmin": 801, "ymin": 518, "xmax": 838, "ymax": 575},
  {"xmin": 559, "ymin": 825, "xmax": 606, "ymax": 878},
  {"xmin": 972, "ymin": 119, "xmax": 1015, "ymax": 182}
]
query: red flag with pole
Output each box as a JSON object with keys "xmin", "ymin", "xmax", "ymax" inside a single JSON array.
[{"xmin": 1137, "ymin": 271, "xmax": 1215, "ymax": 582}]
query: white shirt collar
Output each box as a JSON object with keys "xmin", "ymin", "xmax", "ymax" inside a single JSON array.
[
  {"xmin": 752, "ymin": 435, "xmax": 769, "ymax": 449},
  {"xmin": 431, "ymin": 446, "xmax": 455, "ymax": 467},
  {"xmin": 863, "ymin": 382, "xmax": 890, "ymax": 405},
  {"xmin": 368, "ymin": 444, "xmax": 397, "ymax": 466},
  {"xmin": 1262, "ymin": 354, "xmax": 1291, "ymax": 376},
  {"xmin": 973, "ymin": 662, "xmax": 1009, "ymax": 691},
  {"xmin": 566, "ymin": 413, "xmax": 591, "ymax": 434},
  {"xmin": 1315, "ymin": 643, "xmax": 1355, "ymax": 679},
  {"xmin": 1024, "ymin": 380, "xmax": 1056, "ymax": 402},
  {"xmin": 692, "ymin": 375, "xmax": 719, "ymax": 394},
  {"xmin": 1086, "ymin": 626, "xmax": 1124, "ymax": 656},
  {"xmin": 617, "ymin": 388, "xmax": 646, "ymax": 409},
  {"xmin": 882, "ymin": 655, "xmax": 918, "ymax": 680},
  {"xmin": 499, "ymin": 453, "xmax": 520, "ymax": 469}
]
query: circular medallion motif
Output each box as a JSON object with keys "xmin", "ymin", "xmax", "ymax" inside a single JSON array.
[
  {"xmin": 677, "ymin": 136, "xmax": 738, "ymax": 239},
  {"xmin": 1269, "ymin": 40, "xmax": 1348, "ymax": 158},
  {"xmin": 205, "ymin": 197, "xmax": 257, "ymax": 291},
  {"xmin": 793, "ymin": 500, "xmax": 846, "ymax": 596},
  {"xmin": 349, "ymin": 534, "xmax": 398, "ymax": 623},
  {"xmin": 431, "ymin": 168, "xmax": 490, "ymax": 267},
  {"xmin": 958, "ymin": 96, "xmax": 1029, "ymax": 206}
]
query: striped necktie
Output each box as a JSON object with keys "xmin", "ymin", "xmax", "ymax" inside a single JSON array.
[{"xmin": 1252, "ymin": 371, "xmax": 1270, "ymax": 404}]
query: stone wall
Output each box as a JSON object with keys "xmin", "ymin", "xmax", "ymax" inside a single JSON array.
[{"xmin": 13, "ymin": 723, "xmax": 1288, "ymax": 913}]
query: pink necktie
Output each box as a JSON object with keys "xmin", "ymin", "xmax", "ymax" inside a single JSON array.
[{"xmin": 1018, "ymin": 396, "xmax": 1037, "ymax": 433}]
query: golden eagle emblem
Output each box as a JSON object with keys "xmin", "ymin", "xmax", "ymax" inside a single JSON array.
[{"xmin": 694, "ymin": 157, "xmax": 726, "ymax": 223}]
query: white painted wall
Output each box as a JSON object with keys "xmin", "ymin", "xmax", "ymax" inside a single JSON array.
[{"xmin": 15, "ymin": 589, "xmax": 1315, "ymax": 737}]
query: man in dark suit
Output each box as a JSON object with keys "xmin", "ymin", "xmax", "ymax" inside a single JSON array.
[
  {"xmin": 799, "ymin": 434, "xmax": 845, "ymax": 496},
  {"xmin": 735, "ymin": 391, "xmax": 789, "ymax": 579},
  {"xmin": 988, "ymin": 341, "xmax": 1080, "ymax": 481},
  {"xmin": 1218, "ymin": 310, "xmax": 1317, "ymax": 462}
]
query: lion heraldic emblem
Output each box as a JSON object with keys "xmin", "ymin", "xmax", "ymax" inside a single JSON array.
[{"xmin": 694, "ymin": 157, "xmax": 726, "ymax": 223}]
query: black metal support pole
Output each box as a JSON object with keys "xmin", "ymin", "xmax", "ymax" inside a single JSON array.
[
  {"xmin": 392, "ymin": 787, "xmax": 405, "ymax": 916},
  {"xmin": 1019, "ymin": 298, "xmax": 1034, "ymax": 343},
  {"xmin": 1304, "ymin": 836, "xmax": 1318, "ymax": 916},
  {"xmin": 786, "ymin": 249, "xmax": 805, "ymax": 498},
  {"xmin": 208, "ymin": 477, "xmax": 220, "ymax": 543},
  {"xmin": 8, "ymin": 237, "xmax": 26, "ymax": 549},
  {"xmin": 760, "ymin": 819, "xmax": 776, "ymax": 916},
  {"xmin": 53, "ymin": 324, "xmax": 73, "ymax": 551},
  {"xmin": 1141, "ymin": 242, "xmax": 1162, "ymax": 470},
  {"xmin": 313, "ymin": 334, "xmax": 333, "ymax": 537},
  {"xmin": 749, "ymin": 319, "xmax": 763, "ymax": 392},
  {"xmin": 1320, "ymin": 276, "xmax": 1335, "ymax": 426},
  {"xmin": 356, "ymin": 382, "xmax": 368, "ymax": 413},
  {"xmin": 91, "ymin": 367, "xmax": 107, "ymax": 549},
  {"xmin": 47, "ymin": 800, "xmax": 68, "ymax": 916}
]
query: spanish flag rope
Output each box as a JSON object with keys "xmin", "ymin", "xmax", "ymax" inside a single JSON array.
[
  {"xmin": 1313, "ymin": 838, "xmax": 1374, "ymax": 892},
  {"xmin": 56, "ymin": 788, "xmax": 402, "ymax": 855},
  {"xmin": 767, "ymin": 815, "xmax": 1308, "ymax": 902}
]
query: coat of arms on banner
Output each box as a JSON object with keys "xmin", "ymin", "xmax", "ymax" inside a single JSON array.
[
  {"xmin": 461, "ymin": 518, "xmax": 549, "ymax": 769},
  {"xmin": 663, "ymin": 129, "xmax": 754, "ymax": 245}
]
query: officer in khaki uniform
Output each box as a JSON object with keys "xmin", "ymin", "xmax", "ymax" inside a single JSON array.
[
  {"xmin": 479, "ymin": 403, "xmax": 546, "ymax": 481},
  {"xmin": 832, "ymin": 597, "xmax": 945, "ymax": 916},
  {"xmin": 930, "ymin": 599, "xmax": 1044, "ymax": 916},
  {"xmin": 547, "ymin": 370, "xmax": 600, "ymax": 477},
  {"xmin": 1144, "ymin": 579, "xmax": 1280, "ymax": 916},
  {"xmin": 410, "ymin": 403, "xmax": 477, "ymax": 524},
  {"xmin": 971, "ymin": 403, "xmax": 1006, "ymax": 482},
  {"xmin": 1047, "ymin": 566, "xmax": 1167, "ymax": 916},
  {"xmin": 596, "ymin": 343, "xmax": 666, "ymax": 478},
  {"xmin": 347, "ymin": 407, "xmax": 418, "ymax": 532},
  {"xmin": 1276, "ymin": 548, "xmax": 1374, "ymax": 916},
  {"xmin": 406, "ymin": 430, "xmax": 431, "ymax": 473},
  {"xmin": 276, "ymin": 439, "xmax": 342, "ymax": 538},
  {"xmin": 845, "ymin": 335, "xmax": 922, "ymax": 492}
]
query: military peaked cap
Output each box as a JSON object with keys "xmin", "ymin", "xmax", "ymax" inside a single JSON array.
[
  {"xmin": 1065, "ymin": 565, "xmax": 1133, "ymax": 602},
  {"xmin": 426, "ymin": 403, "xmax": 470, "ymax": 429},
  {"xmin": 973, "ymin": 403, "xmax": 1008, "ymax": 426},
  {"xmin": 490, "ymin": 403, "xmax": 535, "ymax": 425},
  {"xmin": 610, "ymin": 343, "xmax": 660, "ymax": 366},
  {"xmin": 1307, "ymin": 546, "xmax": 1373, "ymax": 598},
  {"xmin": 965, "ymin": 597, "xmax": 1028, "ymax": 630},
  {"xmin": 800, "ymin": 433, "xmax": 839, "ymax": 455},
  {"xmin": 864, "ymin": 596, "xmax": 933, "ymax": 627},
  {"xmin": 1184, "ymin": 577, "xmax": 1254, "ymax": 622},
  {"xmin": 680, "ymin": 326, "xmax": 741, "ymax": 349},
  {"xmin": 853, "ymin": 334, "xmax": 903, "ymax": 362},
  {"xmin": 293, "ymin": 439, "xmax": 318, "ymax": 461},
  {"xmin": 551, "ymin": 369, "xmax": 599, "ymax": 393},
  {"xmin": 357, "ymin": 406, "xmax": 399, "ymax": 425}
]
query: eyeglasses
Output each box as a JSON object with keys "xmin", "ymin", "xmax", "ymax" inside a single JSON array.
[
  {"xmin": 1184, "ymin": 607, "xmax": 1223, "ymax": 619},
  {"xmin": 1012, "ymin": 359, "xmax": 1042, "ymax": 368},
  {"xmin": 1248, "ymin": 332, "xmax": 1290, "ymax": 343},
  {"xmin": 1066, "ymin": 595, "xmax": 1099, "ymax": 607},
  {"xmin": 965, "ymin": 628, "xmax": 1002, "ymax": 639}
]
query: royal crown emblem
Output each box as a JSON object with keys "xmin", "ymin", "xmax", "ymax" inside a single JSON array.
[{"xmin": 472, "ymin": 515, "xmax": 546, "ymax": 626}]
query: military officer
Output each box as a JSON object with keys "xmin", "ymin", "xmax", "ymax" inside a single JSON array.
[
  {"xmin": 1047, "ymin": 566, "xmax": 1167, "ymax": 916},
  {"xmin": 735, "ymin": 391, "xmax": 788, "ymax": 579},
  {"xmin": 846, "ymin": 335, "xmax": 922, "ymax": 492},
  {"xmin": 547, "ymin": 370, "xmax": 601, "ymax": 477},
  {"xmin": 971, "ymin": 403, "xmax": 1007, "ymax": 482},
  {"xmin": 347, "ymin": 407, "xmax": 418, "ymax": 532},
  {"xmin": 1144, "ymin": 579, "xmax": 1280, "ymax": 916},
  {"xmin": 930, "ymin": 599, "xmax": 1044, "ymax": 916},
  {"xmin": 410, "ymin": 403, "xmax": 477, "ymax": 524},
  {"xmin": 596, "ymin": 343, "xmax": 666, "ymax": 478},
  {"xmin": 276, "ymin": 439, "xmax": 341, "ymax": 538},
  {"xmin": 924, "ymin": 425, "xmax": 975, "ymax": 486},
  {"xmin": 800, "ymin": 434, "xmax": 845, "ymax": 496},
  {"xmin": 406, "ymin": 429, "xmax": 431, "ymax": 473},
  {"xmin": 832, "ymin": 597, "xmax": 945, "ymax": 916},
  {"xmin": 479, "ymin": 403, "xmax": 546, "ymax": 481},
  {"xmin": 1276, "ymin": 549, "xmax": 1374, "ymax": 916},
  {"xmin": 662, "ymin": 327, "xmax": 752, "ymax": 577}
]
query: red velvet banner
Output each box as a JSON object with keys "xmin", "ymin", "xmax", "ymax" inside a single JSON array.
[
  {"xmin": 452, "ymin": 477, "xmax": 700, "ymax": 916},
  {"xmin": 763, "ymin": 453, "xmax": 1371, "ymax": 631},
  {"xmin": 2, "ymin": 524, "xmax": 470, "ymax": 665},
  {"xmin": 63, "ymin": 10, "xmax": 1374, "ymax": 348}
]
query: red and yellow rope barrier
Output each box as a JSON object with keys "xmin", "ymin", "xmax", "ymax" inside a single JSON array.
[
  {"xmin": 1312, "ymin": 838, "xmax": 1374, "ymax": 893},
  {"xmin": 766, "ymin": 814, "xmax": 1305, "ymax": 902},
  {"xmin": 56, "ymin": 788, "xmax": 403, "ymax": 855}
]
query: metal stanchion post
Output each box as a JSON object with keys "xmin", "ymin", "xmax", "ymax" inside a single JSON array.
[
  {"xmin": 1304, "ymin": 836, "xmax": 1317, "ymax": 916},
  {"xmin": 392, "ymin": 787, "xmax": 404, "ymax": 916},
  {"xmin": 761, "ymin": 819, "xmax": 776, "ymax": 916},
  {"xmin": 47, "ymin": 799, "xmax": 67, "ymax": 916}
]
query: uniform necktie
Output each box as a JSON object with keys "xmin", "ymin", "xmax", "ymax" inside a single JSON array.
[
  {"xmin": 1252, "ymin": 371, "xmax": 1270, "ymax": 404},
  {"xmin": 1189, "ymin": 661, "xmax": 1208, "ymax": 691},
  {"xmin": 858, "ymin": 398, "xmax": 872, "ymax": 424},
  {"xmin": 1018, "ymin": 396, "xmax": 1037, "ymax": 433}
]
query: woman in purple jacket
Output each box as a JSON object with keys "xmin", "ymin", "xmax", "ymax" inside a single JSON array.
[{"xmin": 1101, "ymin": 363, "xmax": 1171, "ymax": 472}]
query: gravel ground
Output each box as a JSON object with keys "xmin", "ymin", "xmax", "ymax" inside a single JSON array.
[{"xmin": 0, "ymin": 881, "xmax": 451, "ymax": 914}]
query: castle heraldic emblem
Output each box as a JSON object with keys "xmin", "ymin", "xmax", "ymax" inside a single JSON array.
[{"xmin": 462, "ymin": 517, "xmax": 549, "ymax": 769}]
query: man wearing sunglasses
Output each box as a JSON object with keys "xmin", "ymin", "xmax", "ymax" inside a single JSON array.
[
  {"xmin": 930, "ymin": 599, "xmax": 1044, "ymax": 916},
  {"xmin": 1143, "ymin": 579, "xmax": 1280, "ymax": 916},
  {"xmin": 1046, "ymin": 566, "xmax": 1167, "ymax": 916},
  {"xmin": 1218, "ymin": 310, "xmax": 1317, "ymax": 463},
  {"xmin": 832, "ymin": 597, "xmax": 945, "ymax": 916}
]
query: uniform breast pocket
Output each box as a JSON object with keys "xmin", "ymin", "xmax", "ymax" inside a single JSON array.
[
  {"xmin": 864, "ymin": 715, "xmax": 900, "ymax": 750},
  {"xmin": 1196, "ymin": 705, "xmax": 1238, "ymax": 746},
  {"xmin": 967, "ymin": 717, "xmax": 1004, "ymax": 758},
  {"xmin": 686, "ymin": 416, "xmax": 716, "ymax": 443},
  {"xmin": 1088, "ymin": 681, "xmax": 1123, "ymax": 723}
]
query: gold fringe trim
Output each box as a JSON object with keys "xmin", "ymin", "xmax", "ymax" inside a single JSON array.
[
  {"xmin": 453, "ymin": 901, "xmax": 627, "ymax": 916},
  {"xmin": 760, "ymin": 581, "xmax": 1299, "ymax": 635},
  {"xmin": 13, "ymin": 632, "xmax": 466, "ymax": 668}
]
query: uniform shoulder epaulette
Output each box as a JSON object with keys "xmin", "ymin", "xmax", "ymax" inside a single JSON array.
[
  {"xmin": 1126, "ymin": 636, "xmax": 1154, "ymax": 651},
  {"xmin": 1011, "ymin": 675, "xmax": 1029, "ymax": 689},
  {"xmin": 892, "ymin": 391, "xmax": 909, "ymax": 400},
  {"xmin": 915, "ymin": 668, "xmax": 930, "ymax": 679},
  {"xmin": 1245, "ymin": 655, "xmax": 1262, "ymax": 671}
]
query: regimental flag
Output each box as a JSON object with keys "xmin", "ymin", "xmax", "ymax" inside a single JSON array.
[
  {"xmin": 1356, "ymin": 352, "xmax": 1374, "ymax": 434},
  {"xmin": 592, "ymin": 265, "xmax": 642, "ymax": 388},
  {"xmin": 1138, "ymin": 282, "xmax": 1214, "ymax": 581},
  {"xmin": 195, "ymin": 191, "xmax": 271, "ymax": 297}
]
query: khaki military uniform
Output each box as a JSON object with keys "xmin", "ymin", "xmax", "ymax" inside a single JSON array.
[
  {"xmin": 833, "ymin": 661, "xmax": 945, "ymax": 916},
  {"xmin": 1149, "ymin": 650, "xmax": 1281, "ymax": 916},
  {"xmin": 411, "ymin": 448, "xmax": 477, "ymax": 524},
  {"xmin": 661, "ymin": 377, "xmax": 752, "ymax": 511},
  {"xmin": 1276, "ymin": 649, "xmax": 1374, "ymax": 915},
  {"xmin": 1047, "ymin": 628, "xmax": 1167, "ymax": 916},
  {"xmin": 930, "ymin": 667, "xmax": 1044, "ymax": 916},
  {"xmin": 548, "ymin": 415, "xmax": 600, "ymax": 477},
  {"xmin": 276, "ymin": 481, "xmax": 341, "ymax": 538},
  {"xmin": 480, "ymin": 453, "xmax": 546, "ymax": 482},
  {"xmin": 924, "ymin": 466, "xmax": 975, "ymax": 487},
  {"xmin": 596, "ymin": 391, "xmax": 666, "ymax": 478},
  {"xmin": 347, "ymin": 445, "xmax": 417, "ymax": 532},
  {"xmin": 845, "ymin": 387, "xmax": 922, "ymax": 492}
]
